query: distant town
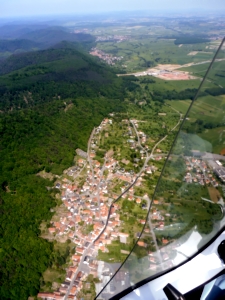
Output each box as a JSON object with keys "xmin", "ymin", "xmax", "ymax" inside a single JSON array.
[
  {"xmin": 96, "ymin": 35, "xmax": 129, "ymax": 43},
  {"xmin": 90, "ymin": 48, "xmax": 123, "ymax": 65}
]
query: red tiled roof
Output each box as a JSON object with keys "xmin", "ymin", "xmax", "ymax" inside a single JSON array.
[
  {"xmin": 137, "ymin": 241, "xmax": 146, "ymax": 247},
  {"xmin": 136, "ymin": 198, "xmax": 141, "ymax": 203},
  {"xmin": 72, "ymin": 255, "xmax": 81, "ymax": 262},
  {"xmin": 37, "ymin": 293, "xmax": 55, "ymax": 298},
  {"xmin": 162, "ymin": 238, "xmax": 169, "ymax": 245},
  {"xmin": 70, "ymin": 286, "xmax": 77, "ymax": 295},
  {"xmin": 69, "ymin": 266, "xmax": 77, "ymax": 273},
  {"xmin": 76, "ymin": 247, "xmax": 85, "ymax": 254}
]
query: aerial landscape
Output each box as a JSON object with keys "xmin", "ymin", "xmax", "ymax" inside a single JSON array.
[{"xmin": 0, "ymin": 0, "xmax": 225, "ymax": 300}]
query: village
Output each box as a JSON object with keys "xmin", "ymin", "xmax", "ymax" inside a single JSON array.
[
  {"xmin": 36, "ymin": 107, "xmax": 225, "ymax": 299},
  {"xmin": 89, "ymin": 48, "xmax": 123, "ymax": 65},
  {"xmin": 37, "ymin": 112, "xmax": 175, "ymax": 300}
]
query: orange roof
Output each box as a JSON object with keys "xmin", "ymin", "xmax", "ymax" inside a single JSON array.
[
  {"xmin": 69, "ymin": 266, "xmax": 77, "ymax": 273},
  {"xmin": 140, "ymin": 219, "xmax": 146, "ymax": 224},
  {"xmin": 82, "ymin": 209, "xmax": 91, "ymax": 214},
  {"xmin": 76, "ymin": 247, "xmax": 85, "ymax": 254},
  {"xmin": 55, "ymin": 296, "xmax": 65, "ymax": 300},
  {"xmin": 162, "ymin": 238, "xmax": 169, "ymax": 245},
  {"xmin": 138, "ymin": 241, "xmax": 146, "ymax": 247},
  {"xmin": 75, "ymin": 215, "xmax": 81, "ymax": 222},
  {"xmin": 94, "ymin": 239, "xmax": 101, "ymax": 246},
  {"xmin": 68, "ymin": 232, "xmax": 75, "ymax": 238},
  {"xmin": 54, "ymin": 222, "xmax": 61, "ymax": 229},
  {"xmin": 76, "ymin": 271, "xmax": 83, "ymax": 279},
  {"xmin": 70, "ymin": 286, "xmax": 77, "ymax": 295},
  {"xmin": 99, "ymin": 245, "xmax": 106, "ymax": 252},
  {"xmin": 94, "ymin": 224, "xmax": 103, "ymax": 230},
  {"xmin": 37, "ymin": 293, "xmax": 55, "ymax": 298},
  {"xmin": 119, "ymin": 232, "xmax": 129, "ymax": 237},
  {"xmin": 72, "ymin": 255, "xmax": 81, "ymax": 262}
]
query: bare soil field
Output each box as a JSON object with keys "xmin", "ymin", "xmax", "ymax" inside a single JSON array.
[
  {"xmin": 188, "ymin": 51, "xmax": 198, "ymax": 56},
  {"xmin": 188, "ymin": 51, "xmax": 213, "ymax": 56},
  {"xmin": 208, "ymin": 186, "xmax": 221, "ymax": 203},
  {"xmin": 156, "ymin": 64, "xmax": 181, "ymax": 70},
  {"xmin": 157, "ymin": 72, "xmax": 197, "ymax": 81},
  {"xmin": 119, "ymin": 63, "xmax": 199, "ymax": 80}
]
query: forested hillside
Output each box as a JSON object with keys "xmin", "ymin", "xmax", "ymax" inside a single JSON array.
[
  {"xmin": 0, "ymin": 39, "xmax": 41, "ymax": 53},
  {"xmin": 0, "ymin": 43, "xmax": 135, "ymax": 300},
  {"xmin": 20, "ymin": 27, "xmax": 95, "ymax": 46},
  {"xmin": 0, "ymin": 27, "xmax": 95, "ymax": 59}
]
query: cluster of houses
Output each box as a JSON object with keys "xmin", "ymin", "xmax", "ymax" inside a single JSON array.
[
  {"xmin": 148, "ymin": 247, "xmax": 174, "ymax": 271},
  {"xmin": 125, "ymin": 119, "xmax": 150, "ymax": 159},
  {"xmin": 89, "ymin": 48, "xmax": 123, "ymax": 65},
  {"xmin": 184, "ymin": 157, "xmax": 218, "ymax": 187},
  {"xmin": 96, "ymin": 35, "xmax": 128, "ymax": 42},
  {"xmin": 38, "ymin": 116, "xmax": 163, "ymax": 299}
]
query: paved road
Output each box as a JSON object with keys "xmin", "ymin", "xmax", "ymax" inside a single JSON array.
[
  {"xmin": 64, "ymin": 239, "xmax": 98, "ymax": 299},
  {"xmin": 87, "ymin": 127, "xmax": 95, "ymax": 186},
  {"xmin": 130, "ymin": 120, "xmax": 145, "ymax": 151}
]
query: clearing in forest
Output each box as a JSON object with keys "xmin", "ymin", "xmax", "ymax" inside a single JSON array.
[{"xmin": 208, "ymin": 186, "xmax": 221, "ymax": 203}]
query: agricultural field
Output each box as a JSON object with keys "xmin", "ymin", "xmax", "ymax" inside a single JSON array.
[
  {"xmin": 89, "ymin": 18, "xmax": 224, "ymax": 75},
  {"xmin": 168, "ymin": 100, "xmax": 191, "ymax": 114},
  {"xmin": 96, "ymin": 38, "xmax": 216, "ymax": 73}
]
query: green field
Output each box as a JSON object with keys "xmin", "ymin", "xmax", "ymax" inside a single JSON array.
[
  {"xmin": 180, "ymin": 58, "xmax": 225, "ymax": 88},
  {"xmin": 200, "ymin": 126, "xmax": 225, "ymax": 153},
  {"xmin": 169, "ymin": 93, "xmax": 225, "ymax": 153},
  {"xmin": 97, "ymin": 38, "xmax": 215, "ymax": 73},
  {"xmin": 168, "ymin": 100, "xmax": 191, "ymax": 114}
]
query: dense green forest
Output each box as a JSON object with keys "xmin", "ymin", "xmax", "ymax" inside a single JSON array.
[
  {"xmin": 0, "ymin": 41, "xmax": 97, "ymax": 76},
  {"xmin": 150, "ymin": 87, "xmax": 225, "ymax": 103},
  {"xmin": 174, "ymin": 37, "xmax": 210, "ymax": 45},
  {"xmin": 0, "ymin": 43, "xmax": 134, "ymax": 300}
]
